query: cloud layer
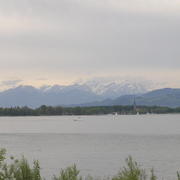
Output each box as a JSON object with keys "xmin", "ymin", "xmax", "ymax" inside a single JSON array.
[{"xmin": 0, "ymin": 0, "xmax": 180, "ymax": 87}]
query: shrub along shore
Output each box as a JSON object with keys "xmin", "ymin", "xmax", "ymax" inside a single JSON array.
[
  {"xmin": 0, "ymin": 149, "xmax": 179, "ymax": 180},
  {"xmin": 0, "ymin": 105, "xmax": 180, "ymax": 116}
]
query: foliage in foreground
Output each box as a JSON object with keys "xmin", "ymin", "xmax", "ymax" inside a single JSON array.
[{"xmin": 0, "ymin": 149, "xmax": 179, "ymax": 180}]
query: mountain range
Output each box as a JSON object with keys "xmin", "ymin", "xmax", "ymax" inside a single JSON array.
[
  {"xmin": 0, "ymin": 79, "xmax": 179, "ymax": 108},
  {"xmin": 80, "ymin": 88, "xmax": 180, "ymax": 108}
]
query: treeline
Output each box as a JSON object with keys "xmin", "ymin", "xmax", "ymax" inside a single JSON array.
[
  {"xmin": 0, "ymin": 148, "xmax": 180, "ymax": 180},
  {"xmin": 0, "ymin": 105, "xmax": 179, "ymax": 116}
]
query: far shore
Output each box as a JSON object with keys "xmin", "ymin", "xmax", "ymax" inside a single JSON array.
[{"xmin": 0, "ymin": 105, "xmax": 179, "ymax": 116}]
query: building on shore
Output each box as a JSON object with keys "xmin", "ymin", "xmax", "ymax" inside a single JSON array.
[{"xmin": 133, "ymin": 97, "xmax": 139, "ymax": 114}]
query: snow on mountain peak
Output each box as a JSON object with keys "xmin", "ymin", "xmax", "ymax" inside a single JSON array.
[
  {"xmin": 76, "ymin": 77, "xmax": 165, "ymax": 98},
  {"xmin": 37, "ymin": 77, "xmax": 166, "ymax": 99}
]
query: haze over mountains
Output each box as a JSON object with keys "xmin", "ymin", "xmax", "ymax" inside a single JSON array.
[{"xmin": 0, "ymin": 78, "xmax": 179, "ymax": 108}]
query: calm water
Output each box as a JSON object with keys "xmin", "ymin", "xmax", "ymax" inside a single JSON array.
[{"xmin": 0, "ymin": 114, "xmax": 180, "ymax": 179}]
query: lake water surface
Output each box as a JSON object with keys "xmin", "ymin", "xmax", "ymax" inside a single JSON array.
[{"xmin": 0, "ymin": 114, "xmax": 180, "ymax": 179}]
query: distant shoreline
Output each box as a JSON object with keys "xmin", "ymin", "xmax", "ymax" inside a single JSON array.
[{"xmin": 0, "ymin": 105, "xmax": 179, "ymax": 116}]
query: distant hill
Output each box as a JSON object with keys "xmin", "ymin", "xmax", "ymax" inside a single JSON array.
[
  {"xmin": 0, "ymin": 83, "xmax": 179, "ymax": 108},
  {"xmin": 0, "ymin": 85, "xmax": 100, "ymax": 107},
  {"xmin": 79, "ymin": 88, "xmax": 180, "ymax": 108},
  {"xmin": 0, "ymin": 78, "xmax": 155, "ymax": 107}
]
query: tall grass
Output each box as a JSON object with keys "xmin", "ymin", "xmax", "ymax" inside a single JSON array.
[{"xmin": 0, "ymin": 149, "xmax": 179, "ymax": 180}]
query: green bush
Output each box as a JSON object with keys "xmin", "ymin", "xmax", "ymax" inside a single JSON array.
[
  {"xmin": 0, "ymin": 150, "xmax": 42, "ymax": 180},
  {"xmin": 112, "ymin": 157, "xmax": 157, "ymax": 180},
  {"xmin": 112, "ymin": 156, "xmax": 146, "ymax": 180},
  {"xmin": 0, "ymin": 149, "xmax": 179, "ymax": 180},
  {"xmin": 177, "ymin": 172, "xmax": 180, "ymax": 180},
  {"xmin": 53, "ymin": 165, "xmax": 82, "ymax": 180}
]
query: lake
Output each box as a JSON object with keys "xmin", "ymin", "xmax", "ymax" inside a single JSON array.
[{"xmin": 0, "ymin": 114, "xmax": 180, "ymax": 179}]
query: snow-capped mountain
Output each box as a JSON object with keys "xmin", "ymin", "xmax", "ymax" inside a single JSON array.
[
  {"xmin": 39, "ymin": 77, "xmax": 160, "ymax": 99},
  {"xmin": 41, "ymin": 84, "xmax": 91, "ymax": 94},
  {"xmin": 81, "ymin": 88, "xmax": 180, "ymax": 108},
  {"xmin": 0, "ymin": 77, "xmax": 167, "ymax": 107},
  {"xmin": 0, "ymin": 84, "xmax": 100, "ymax": 107},
  {"xmin": 77, "ymin": 77, "xmax": 164, "ymax": 98}
]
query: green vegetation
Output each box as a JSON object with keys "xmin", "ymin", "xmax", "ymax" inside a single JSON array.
[
  {"xmin": 0, "ymin": 149, "xmax": 179, "ymax": 180},
  {"xmin": 0, "ymin": 105, "xmax": 179, "ymax": 116}
]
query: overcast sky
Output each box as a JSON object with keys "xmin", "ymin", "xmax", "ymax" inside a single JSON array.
[{"xmin": 0, "ymin": 0, "xmax": 180, "ymax": 88}]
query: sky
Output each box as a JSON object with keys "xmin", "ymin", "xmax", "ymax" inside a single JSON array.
[{"xmin": 0, "ymin": 0, "xmax": 180, "ymax": 89}]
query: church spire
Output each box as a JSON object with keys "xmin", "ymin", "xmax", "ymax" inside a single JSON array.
[{"xmin": 133, "ymin": 96, "xmax": 137, "ymax": 113}]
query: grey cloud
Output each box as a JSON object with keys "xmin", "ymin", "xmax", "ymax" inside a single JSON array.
[{"xmin": 0, "ymin": 0, "xmax": 179, "ymax": 84}]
